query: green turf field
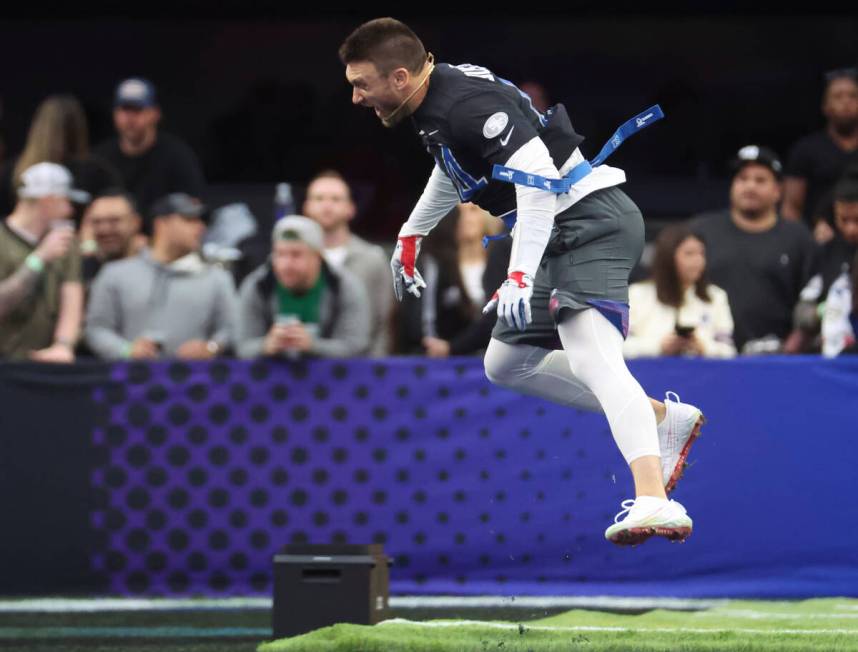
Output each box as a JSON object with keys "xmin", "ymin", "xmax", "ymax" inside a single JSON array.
[
  {"xmin": 2, "ymin": 598, "xmax": 858, "ymax": 651},
  {"xmin": 261, "ymin": 599, "xmax": 858, "ymax": 652}
]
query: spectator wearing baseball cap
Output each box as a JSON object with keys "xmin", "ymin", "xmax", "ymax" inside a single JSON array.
[
  {"xmin": 236, "ymin": 215, "xmax": 371, "ymax": 358},
  {"xmin": 0, "ymin": 162, "xmax": 86, "ymax": 361},
  {"xmin": 93, "ymin": 78, "xmax": 205, "ymax": 231},
  {"xmin": 782, "ymin": 68, "xmax": 858, "ymax": 240},
  {"xmin": 689, "ymin": 146, "xmax": 816, "ymax": 353},
  {"xmin": 85, "ymin": 192, "xmax": 238, "ymax": 360}
]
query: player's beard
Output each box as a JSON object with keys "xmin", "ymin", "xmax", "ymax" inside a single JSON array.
[
  {"xmin": 374, "ymin": 95, "xmax": 411, "ymax": 128},
  {"xmin": 378, "ymin": 57, "xmax": 435, "ymax": 128},
  {"xmin": 380, "ymin": 107, "xmax": 408, "ymax": 128}
]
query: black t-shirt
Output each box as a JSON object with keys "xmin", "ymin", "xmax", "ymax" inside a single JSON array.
[
  {"xmin": 785, "ymin": 130, "xmax": 858, "ymax": 226},
  {"xmin": 93, "ymin": 132, "xmax": 205, "ymax": 228},
  {"xmin": 689, "ymin": 210, "xmax": 816, "ymax": 351},
  {"xmin": 411, "ymin": 63, "xmax": 585, "ymax": 219},
  {"xmin": 805, "ymin": 235, "xmax": 857, "ymax": 302}
]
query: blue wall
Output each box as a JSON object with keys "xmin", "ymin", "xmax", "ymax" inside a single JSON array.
[{"xmin": 2, "ymin": 357, "xmax": 856, "ymax": 598}]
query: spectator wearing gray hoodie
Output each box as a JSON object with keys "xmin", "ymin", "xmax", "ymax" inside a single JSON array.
[
  {"xmin": 85, "ymin": 193, "xmax": 237, "ymax": 359},
  {"xmin": 237, "ymin": 215, "xmax": 370, "ymax": 359}
]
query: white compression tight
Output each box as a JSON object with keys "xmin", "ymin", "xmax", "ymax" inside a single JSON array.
[{"xmin": 483, "ymin": 308, "xmax": 659, "ymax": 464}]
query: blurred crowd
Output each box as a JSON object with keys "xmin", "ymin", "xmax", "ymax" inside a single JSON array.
[{"xmin": 1, "ymin": 70, "xmax": 857, "ymax": 364}]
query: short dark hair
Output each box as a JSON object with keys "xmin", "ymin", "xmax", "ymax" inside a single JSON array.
[
  {"xmin": 338, "ymin": 17, "xmax": 427, "ymax": 76},
  {"xmin": 91, "ymin": 187, "xmax": 139, "ymax": 214},
  {"xmin": 651, "ymin": 224, "xmax": 711, "ymax": 307},
  {"xmin": 834, "ymin": 176, "xmax": 858, "ymax": 204},
  {"xmin": 824, "ymin": 66, "xmax": 858, "ymax": 84},
  {"xmin": 309, "ymin": 169, "xmax": 345, "ymax": 184},
  {"xmin": 307, "ymin": 169, "xmax": 352, "ymax": 201},
  {"xmin": 824, "ymin": 67, "xmax": 858, "ymax": 101}
]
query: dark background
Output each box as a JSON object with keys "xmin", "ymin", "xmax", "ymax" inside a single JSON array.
[
  {"xmin": 0, "ymin": 6, "xmax": 855, "ymax": 236},
  {"xmin": 0, "ymin": 362, "xmax": 107, "ymax": 593}
]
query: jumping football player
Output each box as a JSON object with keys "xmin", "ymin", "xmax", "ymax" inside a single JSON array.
[{"xmin": 340, "ymin": 18, "xmax": 704, "ymax": 545}]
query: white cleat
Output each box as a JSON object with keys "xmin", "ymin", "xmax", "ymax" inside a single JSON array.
[
  {"xmin": 605, "ymin": 497, "xmax": 693, "ymax": 546},
  {"xmin": 657, "ymin": 391, "xmax": 705, "ymax": 494}
]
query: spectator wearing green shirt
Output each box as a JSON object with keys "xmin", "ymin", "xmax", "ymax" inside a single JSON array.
[
  {"xmin": 237, "ymin": 215, "xmax": 371, "ymax": 358},
  {"xmin": 0, "ymin": 162, "xmax": 87, "ymax": 361}
]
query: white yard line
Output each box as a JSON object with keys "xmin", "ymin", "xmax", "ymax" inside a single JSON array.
[
  {"xmin": 707, "ymin": 609, "xmax": 858, "ymax": 620},
  {"xmin": 379, "ymin": 618, "xmax": 858, "ymax": 636},
  {"xmin": 0, "ymin": 598, "xmax": 271, "ymax": 613},
  {"xmin": 0, "ymin": 595, "xmax": 725, "ymax": 613},
  {"xmin": 390, "ymin": 596, "xmax": 727, "ymax": 610}
]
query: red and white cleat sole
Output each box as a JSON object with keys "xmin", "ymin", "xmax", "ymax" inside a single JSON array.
[
  {"xmin": 664, "ymin": 412, "xmax": 705, "ymax": 494},
  {"xmin": 607, "ymin": 525, "xmax": 693, "ymax": 547}
]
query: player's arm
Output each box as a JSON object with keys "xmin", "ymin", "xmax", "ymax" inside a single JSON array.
[
  {"xmin": 504, "ymin": 137, "xmax": 559, "ymax": 277},
  {"xmin": 446, "ymin": 91, "xmax": 559, "ymax": 329},
  {"xmin": 483, "ymin": 137, "xmax": 559, "ymax": 330},
  {"xmin": 390, "ymin": 164, "xmax": 459, "ymax": 300}
]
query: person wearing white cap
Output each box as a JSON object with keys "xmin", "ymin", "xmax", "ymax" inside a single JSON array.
[
  {"xmin": 0, "ymin": 162, "xmax": 88, "ymax": 361},
  {"xmin": 236, "ymin": 215, "xmax": 371, "ymax": 358}
]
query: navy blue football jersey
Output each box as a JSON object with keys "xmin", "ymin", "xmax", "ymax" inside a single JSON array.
[{"xmin": 411, "ymin": 62, "xmax": 585, "ymax": 218}]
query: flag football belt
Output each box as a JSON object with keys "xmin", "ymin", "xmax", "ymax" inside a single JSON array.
[{"xmin": 483, "ymin": 104, "xmax": 664, "ymax": 247}]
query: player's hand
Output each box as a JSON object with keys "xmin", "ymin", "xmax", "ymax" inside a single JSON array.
[
  {"xmin": 482, "ymin": 271, "xmax": 534, "ymax": 331},
  {"xmin": 390, "ymin": 235, "xmax": 427, "ymax": 301}
]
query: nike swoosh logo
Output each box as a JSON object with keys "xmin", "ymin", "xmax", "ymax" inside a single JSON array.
[{"xmin": 500, "ymin": 126, "xmax": 515, "ymax": 146}]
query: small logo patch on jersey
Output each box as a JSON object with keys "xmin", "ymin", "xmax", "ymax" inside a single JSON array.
[{"xmin": 483, "ymin": 112, "xmax": 509, "ymax": 139}]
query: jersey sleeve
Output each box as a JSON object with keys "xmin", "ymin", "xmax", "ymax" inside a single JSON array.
[{"xmin": 447, "ymin": 91, "xmax": 540, "ymax": 169}]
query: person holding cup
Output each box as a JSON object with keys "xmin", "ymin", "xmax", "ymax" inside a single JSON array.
[
  {"xmin": 237, "ymin": 215, "xmax": 371, "ymax": 359},
  {"xmin": 0, "ymin": 162, "xmax": 88, "ymax": 361}
]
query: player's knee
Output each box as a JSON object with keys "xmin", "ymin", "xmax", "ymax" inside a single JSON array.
[
  {"xmin": 483, "ymin": 340, "xmax": 516, "ymax": 388},
  {"xmin": 483, "ymin": 353, "xmax": 507, "ymax": 387}
]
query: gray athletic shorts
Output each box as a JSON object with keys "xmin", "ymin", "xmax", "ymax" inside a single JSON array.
[{"xmin": 492, "ymin": 185, "xmax": 645, "ymax": 349}]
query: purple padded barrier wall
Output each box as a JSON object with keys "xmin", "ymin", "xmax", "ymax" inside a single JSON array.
[{"xmin": 89, "ymin": 357, "xmax": 858, "ymax": 598}]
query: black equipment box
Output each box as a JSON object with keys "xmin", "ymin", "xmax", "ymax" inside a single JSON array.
[{"xmin": 272, "ymin": 543, "xmax": 391, "ymax": 638}]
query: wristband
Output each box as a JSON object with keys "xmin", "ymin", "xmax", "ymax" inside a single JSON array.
[{"xmin": 25, "ymin": 253, "xmax": 45, "ymax": 274}]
